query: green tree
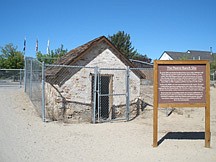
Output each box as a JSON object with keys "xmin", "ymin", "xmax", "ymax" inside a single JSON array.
[
  {"xmin": 0, "ymin": 43, "xmax": 24, "ymax": 69},
  {"xmin": 210, "ymin": 54, "xmax": 216, "ymax": 71},
  {"xmin": 37, "ymin": 44, "xmax": 67, "ymax": 64},
  {"xmin": 108, "ymin": 31, "xmax": 138, "ymax": 59},
  {"xmin": 108, "ymin": 31, "xmax": 151, "ymax": 62}
]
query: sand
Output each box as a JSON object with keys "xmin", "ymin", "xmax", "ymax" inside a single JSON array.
[{"xmin": 0, "ymin": 86, "xmax": 215, "ymax": 162}]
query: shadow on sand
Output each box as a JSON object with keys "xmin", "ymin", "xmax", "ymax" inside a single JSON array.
[{"xmin": 158, "ymin": 132, "xmax": 205, "ymax": 146}]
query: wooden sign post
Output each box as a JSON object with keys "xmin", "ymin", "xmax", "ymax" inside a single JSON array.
[{"xmin": 153, "ymin": 60, "xmax": 210, "ymax": 148}]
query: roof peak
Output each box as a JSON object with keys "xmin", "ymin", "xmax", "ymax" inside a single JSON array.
[
  {"xmin": 164, "ymin": 51, "xmax": 185, "ymax": 53},
  {"xmin": 164, "ymin": 50, "xmax": 211, "ymax": 53},
  {"xmin": 187, "ymin": 50, "xmax": 211, "ymax": 53}
]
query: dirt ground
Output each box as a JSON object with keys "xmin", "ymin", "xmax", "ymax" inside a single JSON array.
[{"xmin": 0, "ymin": 86, "xmax": 216, "ymax": 162}]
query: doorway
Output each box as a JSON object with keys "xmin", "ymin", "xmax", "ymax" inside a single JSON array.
[{"xmin": 92, "ymin": 75, "xmax": 112, "ymax": 120}]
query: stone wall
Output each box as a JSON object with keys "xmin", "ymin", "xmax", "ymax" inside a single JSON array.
[
  {"xmin": 45, "ymin": 81, "xmax": 93, "ymax": 123},
  {"xmin": 45, "ymin": 41, "xmax": 142, "ymax": 123}
]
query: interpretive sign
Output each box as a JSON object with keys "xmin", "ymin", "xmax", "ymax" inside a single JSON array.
[
  {"xmin": 158, "ymin": 64, "xmax": 206, "ymax": 104},
  {"xmin": 153, "ymin": 60, "xmax": 210, "ymax": 148}
]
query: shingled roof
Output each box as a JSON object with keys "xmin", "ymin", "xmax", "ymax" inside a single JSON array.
[
  {"xmin": 46, "ymin": 36, "xmax": 146, "ymax": 85},
  {"xmin": 160, "ymin": 50, "xmax": 214, "ymax": 61},
  {"xmin": 53, "ymin": 36, "xmax": 104, "ymax": 65},
  {"xmin": 186, "ymin": 50, "xmax": 213, "ymax": 60},
  {"xmin": 163, "ymin": 51, "xmax": 186, "ymax": 60}
]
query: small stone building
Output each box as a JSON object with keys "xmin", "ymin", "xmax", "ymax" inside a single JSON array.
[{"xmin": 45, "ymin": 36, "xmax": 145, "ymax": 123}]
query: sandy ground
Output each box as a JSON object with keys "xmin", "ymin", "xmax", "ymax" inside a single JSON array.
[{"xmin": 0, "ymin": 86, "xmax": 216, "ymax": 162}]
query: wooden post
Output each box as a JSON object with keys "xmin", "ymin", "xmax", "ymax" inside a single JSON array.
[
  {"xmin": 153, "ymin": 104, "xmax": 158, "ymax": 147},
  {"xmin": 205, "ymin": 106, "xmax": 211, "ymax": 148},
  {"xmin": 205, "ymin": 62, "xmax": 211, "ymax": 148},
  {"xmin": 153, "ymin": 60, "xmax": 158, "ymax": 147}
]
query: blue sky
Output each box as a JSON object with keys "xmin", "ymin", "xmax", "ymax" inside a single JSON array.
[{"xmin": 0, "ymin": 0, "xmax": 215, "ymax": 60}]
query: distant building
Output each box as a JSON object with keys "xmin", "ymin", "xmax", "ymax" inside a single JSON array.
[
  {"xmin": 130, "ymin": 59, "xmax": 153, "ymax": 68},
  {"xmin": 130, "ymin": 59, "xmax": 153, "ymax": 84},
  {"xmin": 159, "ymin": 50, "xmax": 215, "ymax": 61}
]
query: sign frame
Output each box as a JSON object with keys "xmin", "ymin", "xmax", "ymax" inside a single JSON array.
[{"xmin": 153, "ymin": 60, "xmax": 210, "ymax": 148}]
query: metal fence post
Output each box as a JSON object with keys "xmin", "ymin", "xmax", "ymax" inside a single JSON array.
[
  {"xmin": 24, "ymin": 58, "xmax": 27, "ymax": 92},
  {"xmin": 92, "ymin": 66, "xmax": 98, "ymax": 124},
  {"xmin": 19, "ymin": 69, "xmax": 22, "ymax": 88},
  {"xmin": 30, "ymin": 59, "xmax": 33, "ymax": 98},
  {"xmin": 41, "ymin": 61, "xmax": 46, "ymax": 122},
  {"xmin": 126, "ymin": 66, "xmax": 130, "ymax": 121},
  {"xmin": 97, "ymin": 68, "xmax": 101, "ymax": 122}
]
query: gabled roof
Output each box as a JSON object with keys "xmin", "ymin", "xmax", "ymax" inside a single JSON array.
[
  {"xmin": 160, "ymin": 50, "xmax": 214, "ymax": 61},
  {"xmin": 53, "ymin": 36, "xmax": 142, "ymax": 68},
  {"xmin": 46, "ymin": 36, "xmax": 146, "ymax": 85},
  {"xmin": 186, "ymin": 50, "xmax": 213, "ymax": 60},
  {"xmin": 162, "ymin": 51, "xmax": 186, "ymax": 60},
  {"xmin": 54, "ymin": 36, "xmax": 104, "ymax": 65}
]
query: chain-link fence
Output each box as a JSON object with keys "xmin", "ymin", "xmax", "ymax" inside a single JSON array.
[
  {"xmin": 210, "ymin": 70, "xmax": 216, "ymax": 81},
  {"xmin": 43, "ymin": 64, "xmax": 150, "ymax": 123},
  {"xmin": 24, "ymin": 60, "xmax": 152, "ymax": 123},
  {"xmin": 45, "ymin": 64, "xmax": 95, "ymax": 123},
  {"xmin": 25, "ymin": 57, "xmax": 44, "ymax": 119},
  {"xmin": 139, "ymin": 68, "xmax": 153, "ymax": 85},
  {"xmin": 0, "ymin": 69, "xmax": 24, "ymax": 87},
  {"xmin": 129, "ymin": 68, "xmax": 152, "ymax": 118}
]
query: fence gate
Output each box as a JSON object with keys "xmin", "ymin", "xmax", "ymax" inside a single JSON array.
[{"xmin": 95, "ymin": 67, "xmax": 129, "ymax": 122}]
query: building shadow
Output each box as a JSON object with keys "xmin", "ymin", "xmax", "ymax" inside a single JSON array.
[{"xmin": 158, "ymin": 132, "xmax": 205, "ymax": 146}]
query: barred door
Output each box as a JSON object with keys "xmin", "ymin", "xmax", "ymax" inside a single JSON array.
[
  {"xmin": 99, "ymin": 75, "xmax": 110, "ymax": 119},
  {"xmin": 92, "ymin": 75, "xmax": 112, "ymax": 121},
  {"xmin": 92, "ymin": 67, "xmax": 130, "ymax": 123}
]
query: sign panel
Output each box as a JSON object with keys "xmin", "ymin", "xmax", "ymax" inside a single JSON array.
[
  {"xmin": 158, "ymin": 64, "xmax": 206, "ymax": 104},
  {"xmin": 153, "ymin": 60, "xmax": 210, "ymax": 148}
]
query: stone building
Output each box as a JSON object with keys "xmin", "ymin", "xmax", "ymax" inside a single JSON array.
[{"xmin": 45, "ymin": 36, "xmax": 146, "ymax": 123}]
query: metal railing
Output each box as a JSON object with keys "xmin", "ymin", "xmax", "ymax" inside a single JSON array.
[{"xmin": 0, "ymin": 69, "xmax": 24, "ymax": 87}]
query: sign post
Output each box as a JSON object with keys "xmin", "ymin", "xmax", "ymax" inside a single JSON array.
[{"xmin": 153, "ymin": 60, "xmax": 210, "ymax": 148}]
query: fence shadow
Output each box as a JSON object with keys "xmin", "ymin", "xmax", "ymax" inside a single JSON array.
[{"xmin": 158, "ymin": 132, "xmax": 205, "ymax": 146}]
